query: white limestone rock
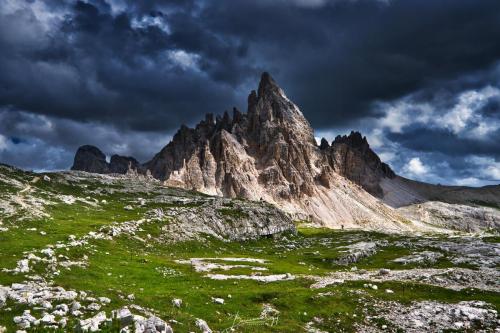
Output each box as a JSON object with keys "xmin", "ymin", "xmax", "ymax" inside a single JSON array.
[
  {"xmin": 87, "ymin": 303, "xmax": 101, "ymax": 311},
  {"xmin": 112, "ymin": 307, "xmax": 134, "ymax": 327},
  {"xmin": 172, "ymin": 298, "xmax": 182, "ymax": 308},
  {"xmin": 212, "ymin": 297, "xmax": 224, "ymax": 305},
  {"xmin": 78, "ymin": 311, "xmax": 108, "ymax": 332},
  {"xmin": 195, "ymin": 318, "xmax": 212, "ymax": 333}
]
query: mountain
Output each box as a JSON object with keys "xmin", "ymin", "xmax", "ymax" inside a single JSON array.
[
  {"xmin": 71, "ymin": 73, "xmax": 500, "ymax": 232},
  {"xmin": 72, "ymin": 145, "xmax": 142, "ymax": 175}
]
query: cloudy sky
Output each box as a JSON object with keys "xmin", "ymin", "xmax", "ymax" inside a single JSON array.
[{"xmin": 0, "ymin": 0, "xmax": 499, "ymax": 186}]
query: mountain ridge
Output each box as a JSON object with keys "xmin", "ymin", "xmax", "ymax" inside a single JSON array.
[{"xmin": 71, "ymin": 73, "xmax": 500, "ymax": 232}]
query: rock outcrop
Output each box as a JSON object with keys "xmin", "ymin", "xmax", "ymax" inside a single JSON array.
[
  {"xmin": 162, "ymin": 198, "xmax": 295, "ymax": 241},
  {"xmin": 109, "ymin": 155, "xmax": 141, "ymax": 174},
  {"xmin": 71, "ymin": 146, "xmax": 141, "ymax": 175},
  {"xmin": 325, "ymin": 131, "xmax": 395, "ymax": 197},
  {"xmin": 70, "ymin": 73, "xmax": 500, "ymax": 231},
  {"xmin": 139, "ymin": 72, "xmax": 407, "ymax": 229},
  {"xmin": 71, "ymin": 145, "xmax": 109, "ymax": 174}
]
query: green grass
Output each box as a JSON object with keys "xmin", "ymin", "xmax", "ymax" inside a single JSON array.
[
  {"xmin": 482, "ymin": 235, "xmax": 500, "ymax": 243},
  {"xmin": 1, "ymin": 166, "xmax": 499, "ymax": 332},
  {"xmin": 218, "ymin": 208, "xmax": 250, "ymax": 219},
  {"xmin": 2, "ymin": 225, "xmax": 499, "ymax": 332},
  {"xmin": 20, "ymin": 228, "xmax": 495, "ymax": 332}
]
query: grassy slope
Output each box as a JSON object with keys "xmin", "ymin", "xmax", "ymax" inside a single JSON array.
[
  {"xmin": 13, "ymin": 230, "xmax": 497, "ymax": 332},
  {"xmin": 0, "ymin": 167, "xmax": 498, "ymax": 332}
]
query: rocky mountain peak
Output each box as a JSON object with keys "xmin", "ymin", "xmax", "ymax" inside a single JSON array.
[
  {"xmin": 71, "ymin": 145, "xmax": 141, "ymax": 175},
  {"xmin": 324, "ymin": 131, "xmax": 395, "ymax": 197},
  {"xmin": 319, "ymin": 138, "xmax": 330, "ymax": 150},
  {"xmin": 71, "ymin": 145, "xmax": 109, "ymax": 173},
  {"xmin": 257, "ymin": 72, "xmax": 281, "ymax": 98},
  {"xmin": 72, "ymin": 72, "xmax": 401, "ymax": 226},
  {"xmin": 333, "ymin": 131, "xmax": 369, "ymax": 149},
  {"xmin": 247, "ymin": 72, "xmax": 316, "ymax": 147},
  {"xmin": 109, "ymin": 155, "xmax": 141, "ymax": 174},
  {"xmin": 76, "ymin": 145, "xmax": 105, "ymax": 159}
]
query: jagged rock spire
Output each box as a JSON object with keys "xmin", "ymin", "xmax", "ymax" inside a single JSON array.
[
  {"xmin": 333, "ymin": 131, "xmax": 369, "ymax": 148},
  {"xmin": 257, "ymin": 72, "xmax": 280, "ymax": 97},
  {"xmin": 319, "ymin": 138, "xmax": 330, "ymax": 150}
]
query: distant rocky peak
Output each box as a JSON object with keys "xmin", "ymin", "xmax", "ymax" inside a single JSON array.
[
  {"xmin": 319, "ymin": 138, "xmax": 330, "ymax": 150},
  {"xmin": 204, "ymin": 113, "xmax": 215, "ymax": 125},
  {"xmin": 215, "ymin": 110, "xmax": 233, "ymax": 131},
  {"xmin": 78, "ymin": 145, "xmax": 106, "ymax": 160},
  {"xmin": 71, "ymin": 145, "xmax": 141, "ymax": 175},
  {"xmin": 232, "ymin": 107, "xmax": 244, "ymax": 124},
  {"xmin": 71, "ymin": 145, "xmax": 109, "ymax": 174},
  {"xmin": 333, "ymin": 131, "xmax": 369, "ymax": 150},
  {"xmin": 325, "ymin": 130, "xmax": 395, "ymax": 196},
  {"xmin": 109, "ymin": 155, "xmax": 140, "ymax": 174}
]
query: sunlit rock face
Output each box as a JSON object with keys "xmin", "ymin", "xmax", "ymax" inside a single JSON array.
[
  {"xmin": 71, "ymin": 73, "xmax": 500, "ymax": 231},
  {"xmin": 142, "ymin": 73, "xmax": 404, "ymax": 228}
]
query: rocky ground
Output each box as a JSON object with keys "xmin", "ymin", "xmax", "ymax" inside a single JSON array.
[{"xmin": 0, "ymin": 165, "xmax": 499, "ymax": 332}]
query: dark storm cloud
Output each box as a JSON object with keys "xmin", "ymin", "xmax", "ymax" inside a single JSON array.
[
  {"xmin": 387, "ymin": 128, "xmax": 500, "ymax": 159},
  {"xmin": 198, "ymin": 0, "xmax": 500, "ymax": 127},
  {"xmin": 479, "ymin": 97, "xmax": 500, "ymax": 118},
  {"xmin": 2, "ymin": 0, "xmax": 500, "ymax": 131},
  {"xmin": 0, "ymin": 0, "xmax": 246, "ymax": 132},
  {"xmin": 0, "ymin": 108, "xmax": 171, "ymax": 170},
  {"xmin": 0, "ymin": 0, "xmax": 499, "ymax": 184}
]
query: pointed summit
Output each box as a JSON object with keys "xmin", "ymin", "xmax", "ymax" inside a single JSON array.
[
  {"xmin": 71, "ymin": 72, "xmax": 414, "ymax": 229},
  {"xmin": 246, "ymin": 72, "xmax": 316, "ymax": 146},
  {"xmin": 260, "ymin": 72, "xmax": 274, "ymax": 84},
  {"xmin": 258, "ymin": 72, "xmax": 280, "ymax": 98}
]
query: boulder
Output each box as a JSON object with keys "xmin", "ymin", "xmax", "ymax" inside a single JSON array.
[
  {"xmin": 135, "ymin": 316, "xmax": 173, "ymax": 333},
  {"xmin": 112, "ymin": 307, "xmax": 134, "ymax": 327},
  {"xmin": 195, "ymin": 318, "xmax": 212, "ymax": 333},
  {"xmin": 212, "ymin": 297, "xmax": 224, "ymax": 305},
  {"xmin": 77, "ymin": 311, "xmax": 108, "ymax": 332}
]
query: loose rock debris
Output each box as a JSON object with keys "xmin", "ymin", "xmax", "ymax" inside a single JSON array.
[{"xmin": 309, "ymin": 267, "xmax": 500, "ymax": 292}]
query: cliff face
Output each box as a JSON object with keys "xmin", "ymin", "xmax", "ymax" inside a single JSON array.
[
  {"xmin": 71, "ymin": 74, "xmax": 405, "ymax": 229},
  {"xmin": 321, "ymin": 131, "xmax": 395, "ymax": 197},
  {"xmin": 70, "ymin": 73, "xmax": 500, "ymax": 232},
  {"xmin": 71, "ymin": 146, "xmax": 141, "ymax": 175},
  {"xmin": 71, "ymin": 145, "xmax": 109, "ymax": 174},
  {"xmin": 139, "ymin": 73, "xmax": 405, "ymax": 229}
]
